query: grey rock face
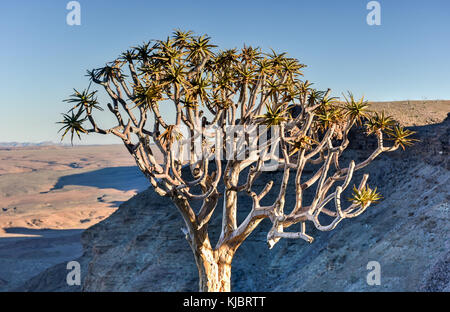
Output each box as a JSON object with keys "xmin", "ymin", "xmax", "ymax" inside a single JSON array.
[{"xmin": 19, "ymin": 119, "xmax": 450, "ymax": 291}]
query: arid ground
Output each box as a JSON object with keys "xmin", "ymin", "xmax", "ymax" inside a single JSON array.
[
  {"xmin": 0, "ymin": 145, "xmax": 151, "ymax": 290},
  {"xmin": 0, "ymin": 100, "xmax": 448, "ymax": 291}
]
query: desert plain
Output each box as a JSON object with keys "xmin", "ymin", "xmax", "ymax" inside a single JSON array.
[{"xmin": 0, "ymin": 144, "xmax": 153, "ymax": 290}]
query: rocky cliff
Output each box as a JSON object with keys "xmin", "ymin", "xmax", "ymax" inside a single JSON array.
[{"xmin": 19, "ymin": 115, "xmax": 450, "ymax": 291}]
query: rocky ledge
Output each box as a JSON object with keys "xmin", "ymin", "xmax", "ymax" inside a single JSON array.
[{"xmin": 19, "ymin": 116, "xmax": 449, "ymax": 291}]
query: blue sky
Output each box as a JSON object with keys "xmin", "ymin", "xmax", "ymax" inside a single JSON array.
[{"xmin": 0, "ymin": 0, "xmax": 449, "ymax": 144}]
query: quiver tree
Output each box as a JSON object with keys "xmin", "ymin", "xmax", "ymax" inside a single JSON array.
[{"xmin": 59, "ymin": 30, "xmax": 416, "ymax": 292}]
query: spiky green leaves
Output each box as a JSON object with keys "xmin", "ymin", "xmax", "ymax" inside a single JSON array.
[
  {"xmin": 348, "ymin": 185, "xmax": 382, "ymax": 208},
  {"xmin": 63, "ymin": 89, "xmax": 103, "ymax": 113},
  {"xmin": 264, "ymin": 49, "xmax": 305, "ymax": 82},
  {"xmin": 210, "ymin": 91, "xmax": 233, "ymax": 109},
  {"xmin": 76, "ymin": 30, "xmax": 312, "ymax": 121},
  {"xmin": 60, "ymin": 88, "xmax": 102, "ymax": 144},
  {"xmin": 316, "ymin": 109, "xmax": 342, "ymax": 131},
  {"xmin": 280, "ymin": 58, "xmax": 305, "ymax": 81},
  {"xmin": 57, "ymin": 110, "xmax": 87, "ymax": 145},
  {"xmin": 287, "ymin": 135, "xmax": 318, "ymax": 156},
  {"xmin": 132, "ymin": 41, "xmax": 155, "ymax": 63},
  {"xmin": 363, "ymin": 111, "xmax": 418, "ymax": 149},
  {"xmin": 134, "ymin": 83, "xmax": 165, "ymax": 108},
  {"xmin": 257, "ymin": 104, "xmax": 291, "ymax": 127},
  {"xmin": 214, "ymin": 49, "xmax": 239, "ymax": 70},
  {"xmin": 154, "ymin": 37, "xmax": 188, "ymax": 66},
  {"xmin": 161, "ymin": 64, "xmax": 188, "ymax": 87},
  {"xmin": 265, "ymin": 49, "xmax": 288, "ymax": 70},
  {"xmin": 187, "ymin": 75, "xmax": 211, "ymax": 105},
  {"xmin": 172, "ymin": 29, "xmax": 194, "ymax": 48},
  {"xmin": 240, "ymin": 45, "xmax": 261, "ymax": 63},
  {"xmin": 265, "ymin": 78, "xmax": 285, "ymax": 98},
  {"xmin": 255, "ymin": 58, "xmax": 274, "ymax": 75},
  {"xmin": 342, "ymin": 92, "xmax": 370, "ymax": 125},
  {"xmin": 386, "ymin": 126, "xmax": 419, "ymax": 150},
  {"xmin": 235, "ymin": 64, "xmax": 257, "ymax": 84},
  {"xmin": 365, "ymin": 111, "xmax": 396, "ymax": 135},
  {"xmin": 187, "ymin": 35, "xmax": 217, "ymax": 62},
  {"xmin": 87, "ymin": 64, "xmax": 122, "ymax": 83},
  {"xmin": 313, "ymin": 95, "xmax": 343, "ymax": 132},
  {"xmin": 158, "ymin": 125, "xmax": 183, "ymax": 148},
  {"xmin": 120, "ymin": 49, "xmax": 138, "ymax": 62},
  {"xmin": 59, "ymin": 29, "xmax": 418, "ymax": 158}
]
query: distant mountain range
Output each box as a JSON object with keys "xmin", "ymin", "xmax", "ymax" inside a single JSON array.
[{"xmin": 0, "ymin": 141, "xmax": 64, "ymax": 147}]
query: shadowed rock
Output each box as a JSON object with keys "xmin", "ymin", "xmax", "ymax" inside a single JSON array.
[{"xmin": 16, "ymin": 119, "xmax": 450, "ymax": 292}]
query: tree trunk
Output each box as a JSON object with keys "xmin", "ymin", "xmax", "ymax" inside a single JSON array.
[
  {"xmin": 193, "ymin": 244, "xmax": 234, "ymax": 292},
  {"xmin": 172, "ymin": 193, "xmax": 235, "ymax": 292}
]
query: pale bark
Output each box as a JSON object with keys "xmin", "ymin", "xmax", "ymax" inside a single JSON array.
[{"xmin": 194, "ymin": 244, "xmax": 234, "ymax": 292}]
